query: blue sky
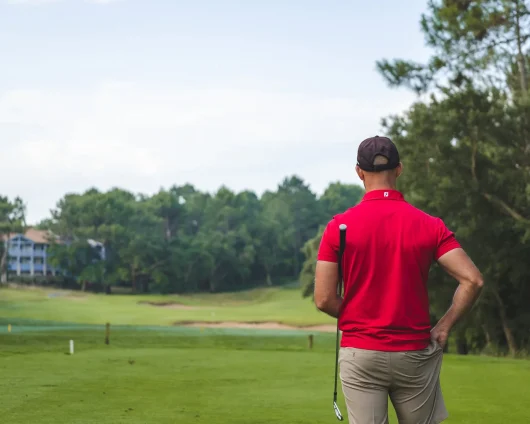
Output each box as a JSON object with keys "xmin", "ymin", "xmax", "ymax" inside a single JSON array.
[{"xmin": 0, "ymin": 0, "xmax": 431, "ymax": 223}]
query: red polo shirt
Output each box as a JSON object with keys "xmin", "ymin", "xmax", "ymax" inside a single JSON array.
[{"xmin": 317, "ymin": 189, "xmax": 461, "ymax": 351}]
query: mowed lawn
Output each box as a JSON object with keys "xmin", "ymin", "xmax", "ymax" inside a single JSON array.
[
  {"xmin": 0, "ymin": 330, "xmax": 529, "ymax": 424},
  {"xmin": 0, "ymin": 286, "xmax": 334, "ymax": 327},
  {"xmin": 1, "ymin": 286, "xmax": 529, "ymax": 423}
]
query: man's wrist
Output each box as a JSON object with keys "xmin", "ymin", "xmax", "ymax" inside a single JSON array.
[
  {"xmin": 329, "ymin": 296, "xmax": 342, "ymax": 318},
  {"xmin": 435, "ymin": 314, "xmax": 454, "ymax": 333}
]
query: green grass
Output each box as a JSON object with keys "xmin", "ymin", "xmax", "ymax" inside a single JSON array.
[
  {"xmin": 0, "ymin": 285, "xmax": 334, "ymax": 327},
  {"xmin": 0, "ymin": 329, "xmax": 529, "ymax": 424},
  {"xmin": 1, "ymin": 285, "xmax": 529, "ymax": 423}
]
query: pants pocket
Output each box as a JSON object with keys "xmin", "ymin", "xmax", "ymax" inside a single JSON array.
[{"xmin": 338, "ymin": 348, "xmax": 356, "ymax": 365}]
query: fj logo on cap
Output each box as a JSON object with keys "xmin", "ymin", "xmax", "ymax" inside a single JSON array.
[{"xmin": 384, "ymin": 192, "xmax": 389, "ymax": 197}]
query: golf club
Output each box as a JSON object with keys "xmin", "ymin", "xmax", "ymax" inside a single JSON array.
[{"xmin": 333, "ymin": 223, "xmax": 347, "ymax": 421}]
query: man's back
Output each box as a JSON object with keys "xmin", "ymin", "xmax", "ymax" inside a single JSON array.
[
  {"xmin": 317, "ymin": 189, "xmax": 460, "ymax": 351},
  {"xmin": 314, "ymin": 136, "xmax": 483, "ymax": 424}
]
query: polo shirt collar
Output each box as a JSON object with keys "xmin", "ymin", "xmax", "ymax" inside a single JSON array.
[{"xmin": 362, "ymin": 189, "xmax": 404, "ymax": 202}]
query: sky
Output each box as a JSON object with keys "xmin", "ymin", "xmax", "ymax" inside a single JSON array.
[{"xmin": 0, "ymin": 0, "xmax": 432, "ymax": 224}]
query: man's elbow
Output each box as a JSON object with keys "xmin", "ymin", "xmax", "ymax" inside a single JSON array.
[
  {"xmin": 314, "ymin": 294, "xmax": 332, "ymax": 312},
  {"xmin": 472, "ymin": 273, "xmax": 484, "ymax": 289},
  {"xmin": 466, "ymin": 272, "xmax": 484, "ymax": 290}
]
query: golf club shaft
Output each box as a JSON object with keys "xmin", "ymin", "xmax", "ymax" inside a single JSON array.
[
  {"xmin": 334, "ymin": 225, "xmax": 347, "ymax": 402},
  {"xmin": 333, "ymin": 325, "xmax": 340, "ymax": 401}
]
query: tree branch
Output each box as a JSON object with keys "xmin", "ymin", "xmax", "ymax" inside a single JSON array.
[
  {"xmin": 482, "ymin": 192, "xmax": 530, "ymax": 223},
  {"xmin": 471, "ymin": 136, "xmax": 479, "ymax": 184}
]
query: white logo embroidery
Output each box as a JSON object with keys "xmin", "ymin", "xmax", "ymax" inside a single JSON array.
[{"xmin": 384, "ymin": 192, "xmax": 389, "ymax": 197}]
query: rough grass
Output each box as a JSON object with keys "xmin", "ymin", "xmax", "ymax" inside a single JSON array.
[
  {"xmin": 0, "ymin": 329, "xmax": 529, "ymax": 424},
  {"xmin": 0, "ymin": 285, "xmax": 334, "ymax": 326}
]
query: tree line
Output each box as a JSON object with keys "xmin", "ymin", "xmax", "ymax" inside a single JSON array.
[{"xmin": 0, "ymin": 178, "xmax": 363, "ymax": 294}]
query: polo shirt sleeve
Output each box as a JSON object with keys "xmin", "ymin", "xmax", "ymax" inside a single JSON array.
[
  {"xmin": 434, "ymin": 218, "xmax": 461, "ymax": 261},
  {"xmin": 317, "ymin": 218, "xmax": 340, "ymax": 263}
]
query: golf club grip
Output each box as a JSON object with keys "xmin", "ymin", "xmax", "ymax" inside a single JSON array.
[
  {"xmin": 339, "ymin": 226, "xmax": 347, "ymax": 252},
  {"xmin": 338, "ymin": 225, "xmax": 347, "ymax": 295}
]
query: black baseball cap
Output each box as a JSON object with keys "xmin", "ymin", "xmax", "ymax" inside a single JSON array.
[{"xmin": 357, "ymin": 135, "xmax": 400, "ymax": 172}]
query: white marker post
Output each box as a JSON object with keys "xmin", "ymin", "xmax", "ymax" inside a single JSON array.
[{"xmin": 69, "ymin": 340, "xmax": 74, "ymax": 355}]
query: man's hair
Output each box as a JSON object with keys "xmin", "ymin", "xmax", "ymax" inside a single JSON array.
[
  {"xmin": 366, "ymin": 155, "xmax": 397, "ymax": 177},
  {"xmin": 373, "ymin": 155, "xmax": 389, "ymax": 166}
]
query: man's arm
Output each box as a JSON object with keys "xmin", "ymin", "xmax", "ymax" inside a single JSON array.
[
  {"xmin": 314, "ymin": 260, "xmax": 342, "ymax": 318},
  {"xmin": 431, "ymin": 248, "xmax": 484, "ymax": 347}
]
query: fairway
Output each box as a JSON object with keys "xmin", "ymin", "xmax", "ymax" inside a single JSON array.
[
  {"xmin": 1, "ymin": 286, "xmax": 530, "ymax": 423},
  {"xmin": 1, "ymin": 327, "xmax": 530, "ymax": 423},
  {"xmin": 0, "ymin": 286, "xmax": 335, "ymax": 327}
]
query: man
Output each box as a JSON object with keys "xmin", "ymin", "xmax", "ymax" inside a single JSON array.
[{"xmin": 314, "ymin": 136, "xmax": 484, "ymax": 424}]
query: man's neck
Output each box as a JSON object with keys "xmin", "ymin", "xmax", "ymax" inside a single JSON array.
[{"xmin": 364, "ymin": 183, "xmax": 397, "ymax": 192}]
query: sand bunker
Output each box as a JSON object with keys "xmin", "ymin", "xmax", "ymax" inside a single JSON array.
[
  {"xmin": 175, "ymin": 321, "xmax": 336, "ymax": 333},
  {"xmin": 138, "ymin": 301, "xmax": 198, "ymax": 310}
]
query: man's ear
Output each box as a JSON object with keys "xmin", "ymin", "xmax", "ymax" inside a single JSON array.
[
  {"xmin": 396, "ymin": 162, "xmax": 403, "ymax": 178},
  {"xmin": 355, "ymin": 165, "xmax": 365, "ymax": 181}
]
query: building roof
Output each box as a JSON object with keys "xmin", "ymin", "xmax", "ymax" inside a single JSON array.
[
  {"xmin": 25, "ymin": 228, "xmax": 54, "ymax": 244},
  {"xmin": 3, "ymin": 228, "xmax": 102, "ymax": 247},
  {"xmin": 2, "ymin": 228, "xmax": 58, "ymax": 244}
]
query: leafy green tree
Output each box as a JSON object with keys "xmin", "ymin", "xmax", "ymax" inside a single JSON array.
[
  {"xmin": 320, "ymin": 182, "xmax": 364, "ymax": 217},
  {"xmin": 299, "ymin": 226, "xmax": 324, "ymax": 298},
  {"xmin": 47, "ymin": 240, "xmax": 104, "ymax": 291},
  {"xmin": 377, "ymin": 0, "xmax": 530, "ymax": 95},
  {"xmin": 0, "ymin": 196, "xmax": 26, "ymax": 282},
  {"xmin": 276, "ymin": 176, "xmax": 323, "ymax": 277}
]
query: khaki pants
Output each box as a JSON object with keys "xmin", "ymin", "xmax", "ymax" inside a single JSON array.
[{"xmin": 339, "ymin": 340, "xmax": 448, "ymax": 424}]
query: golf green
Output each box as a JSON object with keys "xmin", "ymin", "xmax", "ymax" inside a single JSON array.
[{"xmin": 0, "ymin": 329, "xmax": 529, "ymax": 423}]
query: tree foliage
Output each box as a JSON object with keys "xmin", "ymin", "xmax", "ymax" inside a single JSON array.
[
  {"xmin": 0, "ymin": 196, "xmax": 26, "ymax": 282},
  {"xmin": 377, "ymin": 0, "xmax": 530, "ymax": 94},
  {"xmin": 23, "ymin": 178, "xmax": 363, "ymax": 296}
]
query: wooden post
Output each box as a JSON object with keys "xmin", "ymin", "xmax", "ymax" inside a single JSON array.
[
  {"xmin": 308, "ymin": 334, "xmax": 314, "ymax": 350},
  {"xmin": 105, "ymin": 322, "xmax": 110, "ymax": 345}
]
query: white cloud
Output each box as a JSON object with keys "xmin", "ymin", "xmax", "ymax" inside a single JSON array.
[{"xmin": 0, "ymin": 82, "xmax": 414, "ymax": 223}]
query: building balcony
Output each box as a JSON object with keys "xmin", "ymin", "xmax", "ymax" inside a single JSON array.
[
  {"xmin": 8, "ymin": 248, "xmax": 20, "ymax": 256},
  {"xmin": 15, "ymin": 263, "xmax": 30, "ymax": 272},
  {"xmin": 7, "ymin": 260, "xmax": 58, "ymax": 276},
  {"xmin": 7, "ymin": 249, "xmax": 47, "ymax": 258}
]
